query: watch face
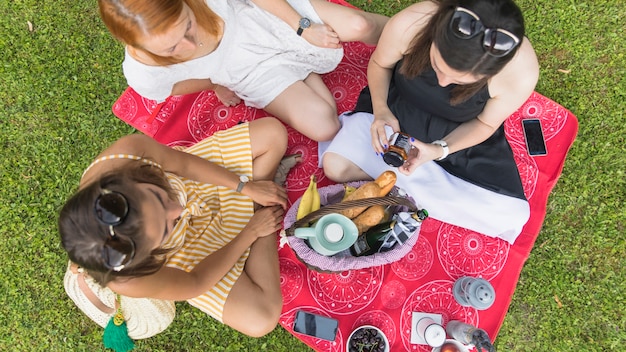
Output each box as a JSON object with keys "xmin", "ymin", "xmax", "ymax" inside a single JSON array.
[
  {"xmin": 299, "ymin": 18, "xmax": 311, "ymax": 29},
  {"xmin": 240, "ymin": 175, "xmax": 250, "ymax": 183}
]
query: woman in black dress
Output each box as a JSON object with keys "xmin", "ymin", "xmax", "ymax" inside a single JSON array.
[{"xmin": 322, "ymin": 0, "xmax": 539, "ymax": 241}]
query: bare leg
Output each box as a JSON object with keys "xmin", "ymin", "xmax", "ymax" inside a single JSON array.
[
  {"xmin": 221, "ymin": 232, "xmax": 282, "ymax": 337},
  {"xmin": 220, "ymin": 118, "xmax": 285, "ymax": 337},
  {"xmin": 264, "ymin": 75, "xmax": 340, "ymax": 142},
  {"xmin": 322, "ymin": 151, "xmax": 372, "ymax": 182},
  {"xmin": 310, "ymin": 0, "xmax": 389, "ymax": 45},
  {"xmin": 248, "ymin": 117, "xmax": 288, "ymax": 181}
]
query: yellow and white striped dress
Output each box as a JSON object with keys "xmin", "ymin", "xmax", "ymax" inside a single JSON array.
[
  {"xmin": 86, "ymin": 123, "xmax": 254, "ymax": 322},
  {"xmin": 163, "ymin": 123, "xmax": 254, "ymax": 322}
]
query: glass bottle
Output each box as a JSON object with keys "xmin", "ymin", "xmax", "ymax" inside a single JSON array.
[
  {"xmin": 349, "ymin": 220, "xmax": 395, "ymax": 257},
  {"xmin": 350, "ymin": 209, "xmax": 428, "ymax": 257},
  {"xmin": 445, "ymin": 321, "xmax": 495, "ymax": 352},
  {"xmin": 383, "ymin": 132, "xmax": 412, "ymax": 167}
]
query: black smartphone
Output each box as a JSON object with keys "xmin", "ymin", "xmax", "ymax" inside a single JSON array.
[
  {"xmin": 293, "ymin": 310, "xmax": 339, "ymax": 341},
  {"xmin": 522, "ymin": 119, "xmax": 547, "ymax": 156}
]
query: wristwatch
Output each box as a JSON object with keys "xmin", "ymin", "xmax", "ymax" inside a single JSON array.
[
  {"xmin": 431, "ymin": 140, "xmax": 449, "ymax": 161},
  {"xmin": 297, "ymin": 17, "xmax": 311, "ymax": 36},
  {"xmin": 236, "ymin": 175, "xmax": 249, "ymax": 193}
]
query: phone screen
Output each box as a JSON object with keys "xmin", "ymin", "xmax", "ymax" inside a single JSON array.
[
  {"xmin": 522, "ymin": 119, "xmax": 547, "ymax": 156},
  {"xmin": 293, "ymin": 310, "xmax": 339, "ymax": 341}
]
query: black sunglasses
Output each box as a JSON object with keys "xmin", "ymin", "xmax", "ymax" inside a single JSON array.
[
  {"xmin": 94, "ymin": 190, "xmax": 136, "ymax": 272},
  {"xmin": 449, "ymin": 7, "xmax": 520, "ymax": 57}
]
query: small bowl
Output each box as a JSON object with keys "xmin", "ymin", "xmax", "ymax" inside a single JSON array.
[
  {"xmin": 346, "ymin": 325, "xmax": 390, "ymax": 352},
  {"xmin": 431, "ymin": 339, "xmax": 470, "ymax": 352}
]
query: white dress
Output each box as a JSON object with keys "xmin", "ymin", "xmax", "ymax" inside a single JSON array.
[{"xmin": 123, "ymin": 0, "xmax": 343, "ymax": 107}]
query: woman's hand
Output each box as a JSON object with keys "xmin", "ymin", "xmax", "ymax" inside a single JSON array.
[
  {"xmin": 243, "ymin": 180, "xmax": 288, "ymax": 209},
  {"xmin": 301, "ymin": 23, "xmax": 342, "ymax": 49},
  {"xmin": 244, "ymin": 205, "xmax": 285, "ymax": 239},
  {"xmin": 397, "ymin": 139, "xmax": 444, "ymax": 175},
  {"xmin": 370, "ymin": 108, "xmax": 401, "ymax": 154},
  {"xmin": 214, "ymin": 85, "xmax": 241, "ymax": 107}
]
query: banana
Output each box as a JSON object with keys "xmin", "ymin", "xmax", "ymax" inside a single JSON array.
[
  {"xmin": 310, "ymin": 176, "xmax": 320, "ymax": 213},
  {"xmin": 342, "ymin": 185, "xmax": 357, "ymax": 201},
  {"xmin": 296, "ymin": 174, "xmax": 318, "ymax": 220}
]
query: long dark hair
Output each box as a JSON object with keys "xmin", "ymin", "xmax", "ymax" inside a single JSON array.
[
  {"xmin": 59, "ymin": 162, "xmax": 177, "ymax": 285},
  {"xmin": 400, "ymin": 0, "xmax": 525, "ymax": 104}
]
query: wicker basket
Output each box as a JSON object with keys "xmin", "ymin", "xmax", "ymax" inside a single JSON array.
[{"xmin": 283, "ymin": 182, "xmax": 424, "ymax": 272}]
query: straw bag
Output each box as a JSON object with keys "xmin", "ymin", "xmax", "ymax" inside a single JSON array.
[
  {"xmin": 63, "ymin": 262, "xmax": 175, "ymax": 341},
  {"xmin": 283, "ymin": 182, "xmax": 424, "ymax": 272}
]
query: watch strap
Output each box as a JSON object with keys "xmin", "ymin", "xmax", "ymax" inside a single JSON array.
[
  {"xmin": 431, "ymin": 140, "xmax": 449, "ymax": 161},
  {"xmin": 236, "ymin": 176, "xmax": 248, "ymax": 193}
]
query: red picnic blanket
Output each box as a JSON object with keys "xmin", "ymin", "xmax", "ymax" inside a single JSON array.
[{"xmin": 111, "ymin": 3, "xmax": 578, "ymax": 350}]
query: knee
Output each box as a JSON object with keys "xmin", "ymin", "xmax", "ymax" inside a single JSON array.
[
  {"xmin": 322, "ymin": 152, "xmax": 355, "ymax": 182},
  {"xmin": 305, "ymin": 106, "xmax": 341, "ymax": 142},
  {"xmin": 344, "ymin": 12, "xmax": 385, "ymax": 44},
  {"xmin": 252, "ymin": 117, "xmax": 288, "ymax": 150},
  {"xmin": 238, "ymin": 296, "xmax": 282, "ymax": 337},
  {"xmin": 314, "ymin": 120, "xmax": 341, "ymax": 142},
  {"xmin": 349, "ymin": 14, "xmax": 375, "ymax": 38}
]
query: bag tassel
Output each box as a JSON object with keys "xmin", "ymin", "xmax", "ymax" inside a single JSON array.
[{"xmin": 103, "ymin": 294, "xmax": 135, "ymax": 352}]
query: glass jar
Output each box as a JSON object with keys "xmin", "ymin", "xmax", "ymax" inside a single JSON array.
[{"xmin": 383, "ymin": 132, "xmax": 412, "ymax": 167}]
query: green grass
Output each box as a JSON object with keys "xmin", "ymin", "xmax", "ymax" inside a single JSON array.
[{"xmin": 1, "ymin": 0, "xmax": 624, "ymax": 351}]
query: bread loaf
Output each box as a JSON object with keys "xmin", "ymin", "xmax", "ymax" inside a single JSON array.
[
  {"xmin": 374, "ymin": 170, "xmax": 397, "ymax": 196},
  {"xmin": 338, "ymin": 182, "xmax": 380, "ymax": 219},
  {"xmin": 352, "ymin": 205, "xmax": 386, "ymax": 234}
]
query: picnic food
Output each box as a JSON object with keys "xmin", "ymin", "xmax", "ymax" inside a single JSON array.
[
  {"xmin": 296, "ymin": 175, "xmax": 320, "ymax": 220},
  {"xmin": 383, "ymin": 132, "xmax": 412, "ymax": 167},
  {"xmin": 352, "ymin": 205, "xmax": 386, "ymax": 234},
  {"xmin": 440, "ymin": 342, "xmax": 462, "ymax": 352},
  {"xmin": 338, "ymin": 171, "xmax": 397, "ymax": 229},
  {"xmin": 342, "ymin": 185, "xmax": 357, "ymax": 201},
  {"xmin": 337, "ymin": 181, "xmax": 381, "ymax": 219},
  {"xmin": 374, "ymin": 171, "xmax": 397, "ymax": 196},
  {"xmin": 347, "ymin": 326, "xmax": 387, "ymax": 352}
]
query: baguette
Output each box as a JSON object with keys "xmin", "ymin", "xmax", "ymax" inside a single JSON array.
[
  {"xmin": 374, "ymin": 170, "xmax": 397, "ymax": 196},
  {"xmin": 352, "ymin": 205, "xmax": 386, "ymax": 234},
  {"xmin": 338, "ymin": 181, "xmax": 381, "ymax": 219}
]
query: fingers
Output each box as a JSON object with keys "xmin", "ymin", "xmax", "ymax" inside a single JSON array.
[
  {"xmin": 253, "ymin": 206, "xmax": 285, "ymax": 237},
  {"xmin": 370, "ymin": 122, "xmax": 388, "ymax": 154},
  {"xmin": 249, "ymin": 181, "xmax": 288, "ymax": 209},
  {"xmin": 307, "ymin": 24, "xmax": 341, "ymax": 49}
]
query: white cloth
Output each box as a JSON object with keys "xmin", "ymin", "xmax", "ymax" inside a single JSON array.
[
  {"xmin": 123, "ymin": 0, "xmax": 343, "ymax": 106},
  {"xmin": 321, "ymin": 112, "xmax": 530, "ymax": 243}
]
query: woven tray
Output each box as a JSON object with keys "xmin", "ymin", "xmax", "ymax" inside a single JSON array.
[{"xmin": 283, "ymin": 182, "xmax": 424, "ymax": 272}]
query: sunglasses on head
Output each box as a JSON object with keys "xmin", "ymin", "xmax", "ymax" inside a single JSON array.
[
  {"xmin": 449, "ymin": 7, "xmax": 520, "ymax": 57},
  {"xmin": 94, "ymin": 190, "xmax": 136, "ymax": 272}
]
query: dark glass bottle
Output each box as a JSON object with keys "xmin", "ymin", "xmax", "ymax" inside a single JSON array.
[
  {"xmin": 350, "ymin": 220, "xmax": 395, "ymax": 257},
  {"xmin": 350, "ymin": 209, "xmax": 428, "ymax": 257}
]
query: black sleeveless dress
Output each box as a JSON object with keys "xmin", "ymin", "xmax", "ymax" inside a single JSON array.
[{"xmin": 354, "ymin": 61, "xmax": 526, "ymax": 200}]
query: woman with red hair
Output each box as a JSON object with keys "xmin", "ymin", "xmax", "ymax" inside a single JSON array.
[{"xmin": 99, "ymin": 0, "xmax": 388, "ymax": 142}]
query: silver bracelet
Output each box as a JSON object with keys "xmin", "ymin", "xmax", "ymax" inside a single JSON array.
[{"xmin": 431, "ymin": 140, "xmax": 449, "ymax": 161}]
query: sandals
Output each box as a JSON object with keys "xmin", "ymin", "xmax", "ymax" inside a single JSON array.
[{"xmin": 274, "ymin": 153, "xmax": 302, "ymax": 186}]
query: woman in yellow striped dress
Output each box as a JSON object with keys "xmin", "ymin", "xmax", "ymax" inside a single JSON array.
[{"xmin": 59, "ymin": 117, "xmax": 288, "ymax": 337}]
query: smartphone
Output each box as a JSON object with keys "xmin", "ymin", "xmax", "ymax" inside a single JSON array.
[
  {"xmin": 522, "ymin": 119, "xmax": 547, "ymax": 156},
  {"xmin": 293, "ymin": 310, "xmax": 339, "ymax": 341}
]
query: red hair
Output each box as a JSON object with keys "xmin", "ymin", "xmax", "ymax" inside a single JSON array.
[{"xmin": 98, "ymin": 0, "xmax": 220, "ymax": 64}]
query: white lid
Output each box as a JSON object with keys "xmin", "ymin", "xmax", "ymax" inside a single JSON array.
[
  {"xmin": 424, "ymin": 324, "xmax": 446, "ymax": 347},
  {"xmin": 323, "ymin": 223, "xmax": 344, "ymax": 243}
]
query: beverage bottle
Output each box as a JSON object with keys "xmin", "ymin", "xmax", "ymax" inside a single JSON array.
[
  {"xmin": 349, "ymin": 220, "xmax": 395, "ymax": 256},
  {"xmin": 350, "ymin": 209, "xmax": 428, "ymax": 257},
  {"xmin": 445, "ymin": 321, "xmax": 495, "ymax": 352}
]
